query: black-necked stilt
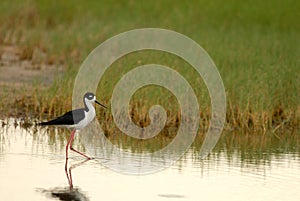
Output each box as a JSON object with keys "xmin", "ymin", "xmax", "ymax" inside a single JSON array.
[{"xmin": 39, "ymin": 92, "xmax": 107, "ymax": 160}]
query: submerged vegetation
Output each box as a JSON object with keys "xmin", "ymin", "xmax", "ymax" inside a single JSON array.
[{"xmin": 0, "ymin": 0, "xmax": 299, "ymax": 135}]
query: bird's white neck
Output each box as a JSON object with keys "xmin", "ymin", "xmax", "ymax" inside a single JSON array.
[{"xmin": 84, "ymin": 98, "xmax": 95, "ymax": 112}]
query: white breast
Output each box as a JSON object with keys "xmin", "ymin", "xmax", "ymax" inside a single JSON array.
[{"xmin": 75, "ymin": 101, "xmax": 96, "ymax": 129}]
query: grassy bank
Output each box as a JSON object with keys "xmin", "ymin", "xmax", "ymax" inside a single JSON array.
[{"xmin": 0, "ymin": 0, "xmax": 299, "ymax": 134}]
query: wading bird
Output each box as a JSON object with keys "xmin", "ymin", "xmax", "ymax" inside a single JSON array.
[{"xmin": 39, "ymin": 92, "xmax": 107, "ymax": 160}]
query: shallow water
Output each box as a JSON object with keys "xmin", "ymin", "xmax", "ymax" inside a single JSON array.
[{"xmin": 0, "ymin": 119, "xmax": 299, "ymax": 201}]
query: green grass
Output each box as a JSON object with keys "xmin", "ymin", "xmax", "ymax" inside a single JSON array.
[{"xmin": 0, "ymin": 0, "xmax": 299, "ymax": 133}]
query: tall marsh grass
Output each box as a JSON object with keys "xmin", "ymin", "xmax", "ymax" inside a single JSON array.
[{"xmin": 0, "ymin": 0, "xmax": 299, "ymax": 134}]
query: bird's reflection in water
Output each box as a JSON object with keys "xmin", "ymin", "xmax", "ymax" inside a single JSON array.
[
  {"xmin": 64, "ymin": 158, "xmax": 91, "ymax": 190},
  {"xmin": 38, "ymin": 159, "xmax": 91, "ymax": 201}
]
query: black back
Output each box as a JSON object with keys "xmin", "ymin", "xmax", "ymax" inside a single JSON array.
[{"xmin": 39, "ymin": 109, "xmax": 85, "ymax": 126}]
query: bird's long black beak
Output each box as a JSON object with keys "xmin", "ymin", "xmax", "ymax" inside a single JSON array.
[{"xmin": 95, "ymin": 100, "xmax": 107, "ymax": 108}]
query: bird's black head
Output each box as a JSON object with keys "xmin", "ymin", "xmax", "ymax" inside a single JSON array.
[
  {"xmin": 83, "ymin": 92, "xmax": 107, "ymax": 108},
  {"xmin": 84, "ymin": 92, "xmax": 96, "ymax": 101}
]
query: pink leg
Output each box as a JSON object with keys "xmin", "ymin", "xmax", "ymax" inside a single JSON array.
[
  {"xmin": 65, "ymin": 130, "xmax": 75, "ymax": 178},
  {"xmin": 68, "ymin": 130, "xmax": 92, "ymax": 160},
  {"xmin": 65, "ymin": 129, "xmax": 76, "ymax": 160}
]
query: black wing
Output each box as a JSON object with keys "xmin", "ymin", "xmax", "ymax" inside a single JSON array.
[{"xmin": 39, "ymin": 109, "xmax": 85, "ymax": 126}]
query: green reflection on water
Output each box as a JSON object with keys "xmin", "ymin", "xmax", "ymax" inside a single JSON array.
[{"xmin": 0, "ymin": 119, "xmax": 299, "ymax": 168}]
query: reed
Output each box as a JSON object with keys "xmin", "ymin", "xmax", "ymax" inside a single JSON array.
[{"xmin": 0, "ymin": 0, "xmax": 299, "ymax": 134}]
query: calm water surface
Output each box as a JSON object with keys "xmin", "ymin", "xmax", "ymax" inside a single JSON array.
[{"xmin": 0, "ymin": 119, "xmax": 299, "ymax": 201}]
